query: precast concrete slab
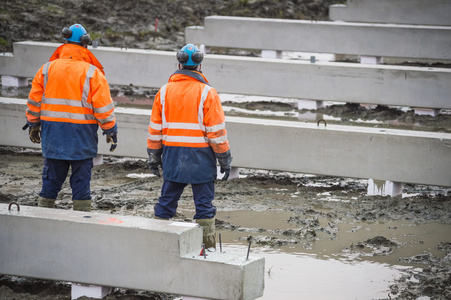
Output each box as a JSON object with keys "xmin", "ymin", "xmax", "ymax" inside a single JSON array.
[
  {"xmin": 1, "ymin": 42, "xmax": 450, "ymax": 109},
  {"xmin": 329, "ymin": 0, "xmax": 451, "ymax": 26},
  {"xmin": 1, "ymin": 98, "xmax": 450, "ymax": 187},
  {"xmin": 225, "ymin": 117, "xmax": 451, "ymax": 187},
  {"xmin": 185, "ymin": 16, "xmax": 451, "ymax": 60},
  {"xmin": 0, "ymin": 203, "xmax": 265, "ymax": 300}
]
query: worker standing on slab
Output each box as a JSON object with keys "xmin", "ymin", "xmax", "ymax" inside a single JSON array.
[
  {"xmin": 147, "ymin": 43, "xmax": 232, "ymax": 250},
  {"xmin": 26, "ymin": 24, "xmax": 117, "ymax": 212}
]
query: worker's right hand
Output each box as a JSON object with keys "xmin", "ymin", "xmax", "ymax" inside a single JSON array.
[
  {"xmin": 106, "ymin": 134, "xmax": 117, "ymax": 152},
  {"xmin": 147, "ymin": 148, "xmax": 163, "ymax": 177},
  {"xmin": 29, "ymin": 126, "xmax": 41, "ymax": 143}
]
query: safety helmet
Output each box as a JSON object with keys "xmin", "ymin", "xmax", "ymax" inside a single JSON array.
[
  {"xmin": 61, "ymin": 24, "xmax": 92, "ymax": 45},
  {"xmin": 176, "ymin": 44, "xmax": 204, "ymax": 67}
]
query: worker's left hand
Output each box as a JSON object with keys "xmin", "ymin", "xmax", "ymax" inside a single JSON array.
[
  {"xmin": 215, "ymin": 150, "xmax": 233, "ymax": 181},
  {"xmin": 147, "ymin": 148, "xmax": 163, "ymax": 177},
  {"xmin": 105, "ymin": 134, "xmax": 117, "ymax": 152}
]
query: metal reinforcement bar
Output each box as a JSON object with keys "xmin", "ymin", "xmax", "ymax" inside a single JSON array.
[
  {"xmin": 1, "ymin": 98, "xmax": 450, "ymax": 187},
  {"xmin": 0, "ymin": 203, "xmax": 265, "ymax": 300},
  {"xmin": 185, "ymin": 16, "xmax": 451, "ymax": 60},
  {"xmin": 1, "ymin": 42, "xmax": 450, "ymax": 109},
  {"xmin": 329, "ymin": 0, "xmax": 451, "ymax": 26}
]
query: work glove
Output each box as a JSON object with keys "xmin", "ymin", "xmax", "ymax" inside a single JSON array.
[
  {"xmin": 104, "ymin": 132, "xmax": 117, "ymax": 152},
  {"xmin": 147, "ymin": 148, "xmax": 163, "ymax": 177},
  {"xmin": 215, "ymin": 150, "xmax": 233, "ymax": 181},
  {"xmin": 28, "ymin": 125, "xmax": 41, "ymax": 144}
]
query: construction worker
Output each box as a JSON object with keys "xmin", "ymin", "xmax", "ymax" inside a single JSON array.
[
  {"xmin": 147, "ymin": 43, "xmax": 232, "ymax": 250},
  {"xmin": 26, "ymin": 24, "xmax": 117, "ymax": 212}
]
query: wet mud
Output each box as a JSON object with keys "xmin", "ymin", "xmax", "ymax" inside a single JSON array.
[{"xmin": 0, "ymin": 146, "xmax": 450, "ymax": 299}]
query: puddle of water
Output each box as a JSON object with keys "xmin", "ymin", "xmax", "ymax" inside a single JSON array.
[
  {"xmin": 192, "ymin": 209, "xmax": 451, "ymax": 299},
  {"xmin": 222, "ymin": 244, "xmax": 403, "ymax": 300}
]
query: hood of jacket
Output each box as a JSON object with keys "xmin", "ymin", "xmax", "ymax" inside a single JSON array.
[{"xmin": 49, "ymin": 43, "xmax": 105, "ymax": 75}]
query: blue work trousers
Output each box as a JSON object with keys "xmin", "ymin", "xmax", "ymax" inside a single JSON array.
[
  {"xmin": 154, "ymin": 180, "xmax": 216, "ymax": 219},
  {"xmin": 39, "ymin": 157, "xmax": 93, "ymax": 200}
]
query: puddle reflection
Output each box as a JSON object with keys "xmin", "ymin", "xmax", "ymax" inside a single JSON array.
[{"xmin": 224, "ymin": 244, "xmax": 404, "ymax": 300}]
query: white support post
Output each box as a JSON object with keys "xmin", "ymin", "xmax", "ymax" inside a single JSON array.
[
  {"xmin": 261, "ymin": 50, "xmax": 282, "ymax": 59},
  {"xmin": 413, "ymin": 108, "xmax": 441, "ymax": 117},
  {"xmin": 367, "ymin": 179, "xmax": 403, "ymax": 197},
  {"xmin": 93, "ymin": 154, "xmax": 103, "ymax": 166},
  {"xmin": 217, "ymin": 166, "xmax": 240, "ymax": 180},
  {"xmin": 199, "ymin": 44, "xmax": 210, "ymax": 54},
  {"xmin": 297, "ymin": 99, "xmax": 324, "ymax": 110},
  {"xmin": 360, "ymin": 56, "xmax": 383, "ymax": 65},
  {"xmin": 71, "ymin": 283, "xmax": 113, "ymax": 300},
  {"xmin": 1, "ymin": 75, "xmax": 28, "ymax": 87}
]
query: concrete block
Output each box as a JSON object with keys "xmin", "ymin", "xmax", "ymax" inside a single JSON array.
[
  {"xmin": 1, "ymin": 75, "xmax": 28, "ymax": 87},
  {"xmin": 261, "ymin": 50, "xmax": 282, "ymax": 59},
  {"xmin": 217, "ymin": 166, "xmax": 240, "ymax": 180},
  {"xmin": 360, "ymin": 56, "xmax": 383, "ymax": 65},
  {"xmin": 1, "ymin": 42, "xmax": 451, "ymax": 110},
  {"xmin": 71, "ymin": 284, "xmax": 112, "ymax": 299},
  {"xmin": 93, "ymin": 154, "xmax": 103, "ymax": 166},
  {"xmin": 1, "ymin": 99, "xmax": 451, "ymax": 187},
  {"xmin": 367, "ymin": 179, "xmax": 403, "ymax": 197},
  {"xmin": 297, "ymin": 99, "xmax": 324, "ymax": 110},
  {"xmin": 185, "ymin": 16, "xmax": 451, "ymax": 60},
  {"xmin": 414, "ymin": 108, "xmax": 440, "ymax": 117},
  {"xmin": 329, "ymin": 0, "xmax": 451, "ymax": 26},
  {"xmin": 0, "ymin": 203, "xmax": 265, "ymax": 300}
]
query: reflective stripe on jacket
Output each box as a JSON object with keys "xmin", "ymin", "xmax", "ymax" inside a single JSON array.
[
  {"xmin": 147, "ymin": 70, "xmax": 230, "ymax": 183},
  {"xmin": 26, "ymin": 43, "xmax": 117, "ymax": 160}
]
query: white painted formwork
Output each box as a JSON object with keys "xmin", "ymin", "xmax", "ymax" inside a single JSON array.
[
  {"xmin": 329, "ymin": 0, "xmax": 451, "ymax": 26},
  {"xmin": 1, "ymin": 42, "xmax": 451, "ymax": 110},
  {"xmin": 185, "ymin": 16, "xmax": 451, "ymax": 60},
  {"xmin": 1, "ymin": 98, "xmax": 450, "ymax": 187},
  {"xmin": 0, "ymin": 203, "xmax": 265, "ymax": 300}
]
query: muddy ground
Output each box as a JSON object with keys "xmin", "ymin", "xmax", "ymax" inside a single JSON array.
[
  {"xmin": 1, "ymin": 0, "xmax": 451, "ymax": 299},
  {"xmin": 1, "ymin": 145, "xmax": 450, "ymax": 300}
]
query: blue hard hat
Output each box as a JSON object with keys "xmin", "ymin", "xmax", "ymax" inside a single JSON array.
[
  {"xmin": 176, "ymin": 44, "xmax": 204, "ymax": 67},
  {"xmin": 64, "ymin": 24, "xmax": 88, "ymax": 43}
]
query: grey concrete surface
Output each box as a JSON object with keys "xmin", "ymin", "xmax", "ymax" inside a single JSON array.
[
  {"xmin": 329, "ymin": 0, "xmax": 451, "ymax": 26},
  {"xmin": 2, "ymin": 42, "xmax": 450, "ymax": 109},
  {"xmin": 2, "ymin": 98, "xmax": 450, "ymax": 187},
  {"xmin": 0, "ymin": 203, "xmax": 265, "ymax": 300},
  {"xmin": 185, "ymin": 16, "xmax": 451, "ymax": 60}
]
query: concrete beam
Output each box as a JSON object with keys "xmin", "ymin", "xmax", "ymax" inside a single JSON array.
[
  {"xmin": 329, "ymin": 0, "xmax": 451, "ymax": 26},
  {"xmin": 185, "ymin": 16, "xmax": 451, "ymax": 60},
  {"xmin": 1, "ymin": 42, "xmax": 450, "ymax": 109},
  {"xmin": 0, "ymin": 203, "xmax": 265, "ymax": 300},
  {"xmin": 1, "ymin": 98, "xmax": 450, "ymax": 187}
]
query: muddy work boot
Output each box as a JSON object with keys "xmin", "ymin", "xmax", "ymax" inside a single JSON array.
[
  {"xmin": 154, "ymin": 216, "xmax": 169, "ymax": 220},
  {"xmin": 196, "ymin": 218, "xmax": 216, "ymax": 250},
  {"xmin": 73, "ymin": 200, "xmax": 92, "ymax": 212},
  {"xmin": 38, "ymin": 196, "xmax": 55, "ymax": 208}
]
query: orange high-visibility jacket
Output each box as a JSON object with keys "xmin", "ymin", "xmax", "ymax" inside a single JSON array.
[
  {"xmin": 147, "ymin": 70, "xmax": 230, "ymax": 183},
  {"xmin": 26, "ymin": 43, "xmax": 117, "ymax": 160}
]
